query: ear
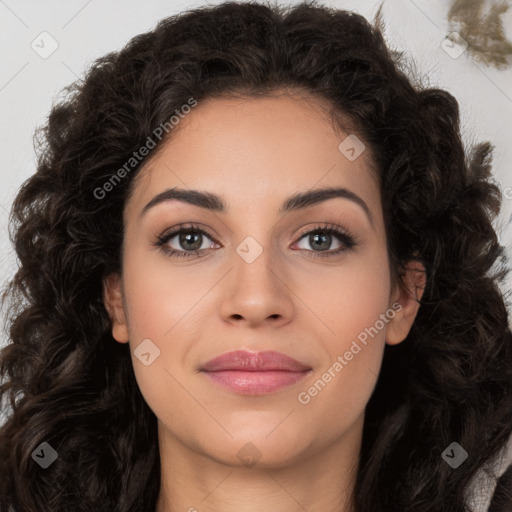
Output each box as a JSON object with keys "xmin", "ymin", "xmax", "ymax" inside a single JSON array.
[
  {"xmin": 386, "ymin": 260, "xmax": 426, "ymax": 346},
  {"xmin": 102, "ymin": 272, "xmax": 129, "ymax": 343}
]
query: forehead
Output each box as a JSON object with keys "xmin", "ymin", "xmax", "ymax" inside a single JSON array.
[{"xmin": 125, "ymin": 93, "xmax": 381, "ymax": 221}]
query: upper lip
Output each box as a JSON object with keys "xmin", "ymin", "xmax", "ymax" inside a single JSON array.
[{"xmin": 200, "ymin": 350, "xmax": 312, "ymax": 372}]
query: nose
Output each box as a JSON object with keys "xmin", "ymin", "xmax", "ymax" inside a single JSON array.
[{"xmin": 219, "ymin": 239, "xmax": 294, "ymax": 328}]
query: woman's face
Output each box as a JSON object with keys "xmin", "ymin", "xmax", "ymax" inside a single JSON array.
[{"xmin": 104, "ymin": 93, "xmax": 422, "ymax": 469}]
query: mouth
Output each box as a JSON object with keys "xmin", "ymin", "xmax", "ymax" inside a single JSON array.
[{"xmin": 200, "ymin": 349, "xmax": 312, "ymax": 395}]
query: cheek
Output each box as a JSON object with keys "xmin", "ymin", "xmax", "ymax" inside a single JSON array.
[
  {"xmin": 119, "ymin": 248, "xmax": 214, "ymax": 420},
  {"xmin": 295, "ymin": 281, "xmax": 389, "ymax": 445},
  {"xmin": 121, "ymin": 246, "xmax": 203, "ymax": 337},
  {"xmin": 297, "ymin": 251, "xmax": 391, "ymax": 404},
  {"xmin": 309, "ymin": 249, "xmax": 392, "ymax": 350}
]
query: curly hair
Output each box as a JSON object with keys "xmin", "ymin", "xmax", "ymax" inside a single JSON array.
[{"xmin": 1, "ymin": 1, "xmax": 511, "ymax": 511}]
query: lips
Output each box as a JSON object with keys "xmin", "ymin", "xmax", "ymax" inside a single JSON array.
[
  {"xmin": 200, "ymin": 350, "xmax": 311, "ymax": 372},
  {"xmin": 200, "ymin": 350, "xmax": 312, "ymax": 395}
]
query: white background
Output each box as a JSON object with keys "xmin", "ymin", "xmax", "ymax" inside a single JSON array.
[{"xmin": 1, "ymin": 0, "xmax": 511, "ymax": 345}]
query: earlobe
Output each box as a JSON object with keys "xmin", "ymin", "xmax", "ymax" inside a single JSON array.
[
  {"xmin": 386, "ymin": 260, "xmax": 426, "ymax": 346},
  {"xmin": 102, "ymin": 273, "xmax": 130, "ymax": 343}
]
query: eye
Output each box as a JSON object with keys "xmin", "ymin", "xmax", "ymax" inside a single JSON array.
[
  {"xmin": 293, "ymin": 223, "xmax": 358, "ymax": 258},
  {"xmin": 154, "ymin": 223, "xmax": 219, "ymax": 258}
]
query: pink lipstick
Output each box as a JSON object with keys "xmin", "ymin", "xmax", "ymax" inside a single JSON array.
[{"xmin": 200, "ymin": 350, "xmax": 312, "ymax": 395}]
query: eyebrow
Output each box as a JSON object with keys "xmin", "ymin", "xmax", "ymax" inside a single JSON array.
[{"xmin": 140, "ymin": 186, "xmax": 373, "ymax": 226}]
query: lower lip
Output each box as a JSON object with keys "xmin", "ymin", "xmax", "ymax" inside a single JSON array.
[{"xmin": 201, "ymin": 370, "xmax": 311, "ymax": 395}]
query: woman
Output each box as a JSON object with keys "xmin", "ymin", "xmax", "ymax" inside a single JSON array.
[{"xmin": 1, "ymin": 1, "xmax": 511, "ymax": 511}]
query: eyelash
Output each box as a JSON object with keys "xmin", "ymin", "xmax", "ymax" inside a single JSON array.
[{"xmin": 153, "ymin": 222, "xmax": 358, "ymax": 259}]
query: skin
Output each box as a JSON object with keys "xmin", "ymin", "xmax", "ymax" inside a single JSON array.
[{"xmin": 103, "ymin": 91, "xmax": 425, "ymax": 512}]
